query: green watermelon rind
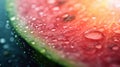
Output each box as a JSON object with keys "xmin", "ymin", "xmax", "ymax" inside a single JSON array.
[{"xmin": 6, "ymin": 0, "xmax": 85, "ymax": 67}]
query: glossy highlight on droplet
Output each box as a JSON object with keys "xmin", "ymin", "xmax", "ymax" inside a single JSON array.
[{"xmin": 84, "ymin": 31, "xmax": 104, "ymax": 40}]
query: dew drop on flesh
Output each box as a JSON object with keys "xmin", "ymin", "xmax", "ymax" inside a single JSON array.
[{"xmin": 84, "ymin": 31, "xmax": 104, "ymax": 40}]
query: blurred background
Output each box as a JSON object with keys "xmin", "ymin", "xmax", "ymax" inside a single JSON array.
[{"xmin": 0, "ymin": 0, "xmax": 41, "ymax": 67}]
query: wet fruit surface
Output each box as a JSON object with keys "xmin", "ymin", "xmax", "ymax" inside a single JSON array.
[{"xmin": 12, "ymin": 0, "xmax": 120, "ymax": 67}]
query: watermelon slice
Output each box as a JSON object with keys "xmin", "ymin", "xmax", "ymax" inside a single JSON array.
[{"xmin": 6, "ymin": 0, "xmax": 120, "ymax": 67}]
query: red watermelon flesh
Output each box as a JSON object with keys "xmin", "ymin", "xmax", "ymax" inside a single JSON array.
[{"xmin": 9, "ymin": 0, "xmax": 120, "ymax": 67}]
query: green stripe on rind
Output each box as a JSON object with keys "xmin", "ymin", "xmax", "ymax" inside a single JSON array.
[{"xmin": 6, "ymin": 0, "xmax": 85, "ymax": 67}]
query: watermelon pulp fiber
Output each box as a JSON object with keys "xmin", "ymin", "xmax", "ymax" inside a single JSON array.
[{"xmin": 7, "ymin": 0, "xmax": 120, "ymax": 67}]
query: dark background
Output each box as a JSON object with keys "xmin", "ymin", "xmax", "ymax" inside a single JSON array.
[{"xmin": 0, "ymin": 0, "xmax": 41, "ymax": 67}]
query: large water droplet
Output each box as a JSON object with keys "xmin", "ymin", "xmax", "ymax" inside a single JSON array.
[
  {"xmin": 84, "ymin": 31, "xmax": 104, "ymax": 40},
  {"xmin": 108, "ymin": 44, "xmax": 119, "ymax": 51},
  {"xmin": 112, "ymin": 46, "xmax": 119, "ymax": 51}
]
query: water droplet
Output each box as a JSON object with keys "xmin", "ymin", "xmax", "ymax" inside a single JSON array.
[
  {"xmin": 64, "ymin": 41, "xmax": 70, "ymax": 44},
  {"xmin": 112, "ymin": 46, "xmax": 119, "ymax": 51},
  {"xmin": 5, "ymin": 21, "xmax": 10, "ymax": 29},
  {"xmin": 24, "ymin": 31, "xmax": 27, "ymax": 33},
  {"xmin": 3, "ymin": 44, "xmax": 9, "ymax": 49},
  {"xmin": 92, "ymin": 16, "xmax": 96, "ymax": 20},
  {"xmin": 25, "ymin": 26, "xmax": 29, "ymax": 29},
  {"xmin": 31, "ymin": 4, "xmax": 36, "ymax": 8},
  {"xmin": 14, "ymin": 35, "xmax": 18, "ymax": 38},
  {"xmin": 27, "ymin": 65, "xmax": 30, "ymax": 67},
  {"xmin": 47, "ymin": 0, "xmax": 56, "ymax": 4},
  {"xmin": 39, "ymin": 12, "xmax": 44, "ymax": 16},
  {"xmin": 24, "ymin": 51, "xmax": 26, "ymax": 54},
  {"xmin": 32, "ymin": 17, "xmax": 36, "ymax": 21},
  {"xmin": 113, "ymin": 36, "xmax": 120, "ymax": 42},
  {"xmin": 9, "ymin": 37, "xmax": 14, "ymax": 42},
  {"xmin": 31, "ymin": 42, "xmax": 35, "ymax": 45},
  {"xmin": 5, "ymin": 24, "xmax": 10, "ymax": 29},
  {"xmin": 63, "ymin": 25, "xmax": 68, "ymax": 29},
  {"xmin": 52, "ymin": 7, "xmax": 60, "ymax": 11},
  {"xmin": 40, "ymin": 49, "xmax": 46, "ymax": 53},
  {"xmin": 114, "ymin": 29, "xmax": 120, "ymax": 34},
  {"xmin": 96, "ymin": 45, "xmax": 102, "ymax": 49},
  {"xmin": 35, "ymin": 7, "xmax": 40, "ymax": 11},
  {"xmin": 84, "ymin": 31, "xmax": 103, "ymax": 40},
  {"xmin": 108, "ymin": 44, "xmax": 119, "ymax": 51},
  {"xmin": 52, "ymin": 39, "xmax": 57, "ymax": 42},
  {"xmin": 12, "ymin": 54, "xmax": 16, "ymax": 58},
  {"xmin": 8, "ymin": 59, "xmax": 12, "ymax": 63},
  {"xmin": 51, "ymin": 29, "xmax": 56, "ymax": 32},
  {"xmin": 70, "ymin": 45, "xmax": 74, "ymax": 48},
  {"xmin": 110, "ymin": 64, "xmax": 120, "ymax": 67},
  {"xmin": 111, "ymin": 11, "xmax": 116, "ymax": 15},
  {"xmin": 0, "ymin": 38, "xmax": 6, "ymax": 44},
  {"xmin": 40, "ymin": 31, "xmax": 44, "ymax": 33},
  {"xmin": 30, "ymin": 31, "xmax": 34, "ymax": 33},
  {"xmin": 98, "ymin": 28, "xmax": 105, "ymax": 32},
  {"xmin": 81, "ymin": 17, "xmax": 89, "ymax": 22},
  {"xmin": 6, "ymin": 20, "xmax": 10, "ymax": 23},
  {"xmin": 10, "ymin": 17, "xmax": 16, "ymax": 21}
]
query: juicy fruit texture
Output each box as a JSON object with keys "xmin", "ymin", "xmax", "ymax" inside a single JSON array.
[{"xmin": 9, "ymin": 0, "xmax": 120, "ymax": 67}]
